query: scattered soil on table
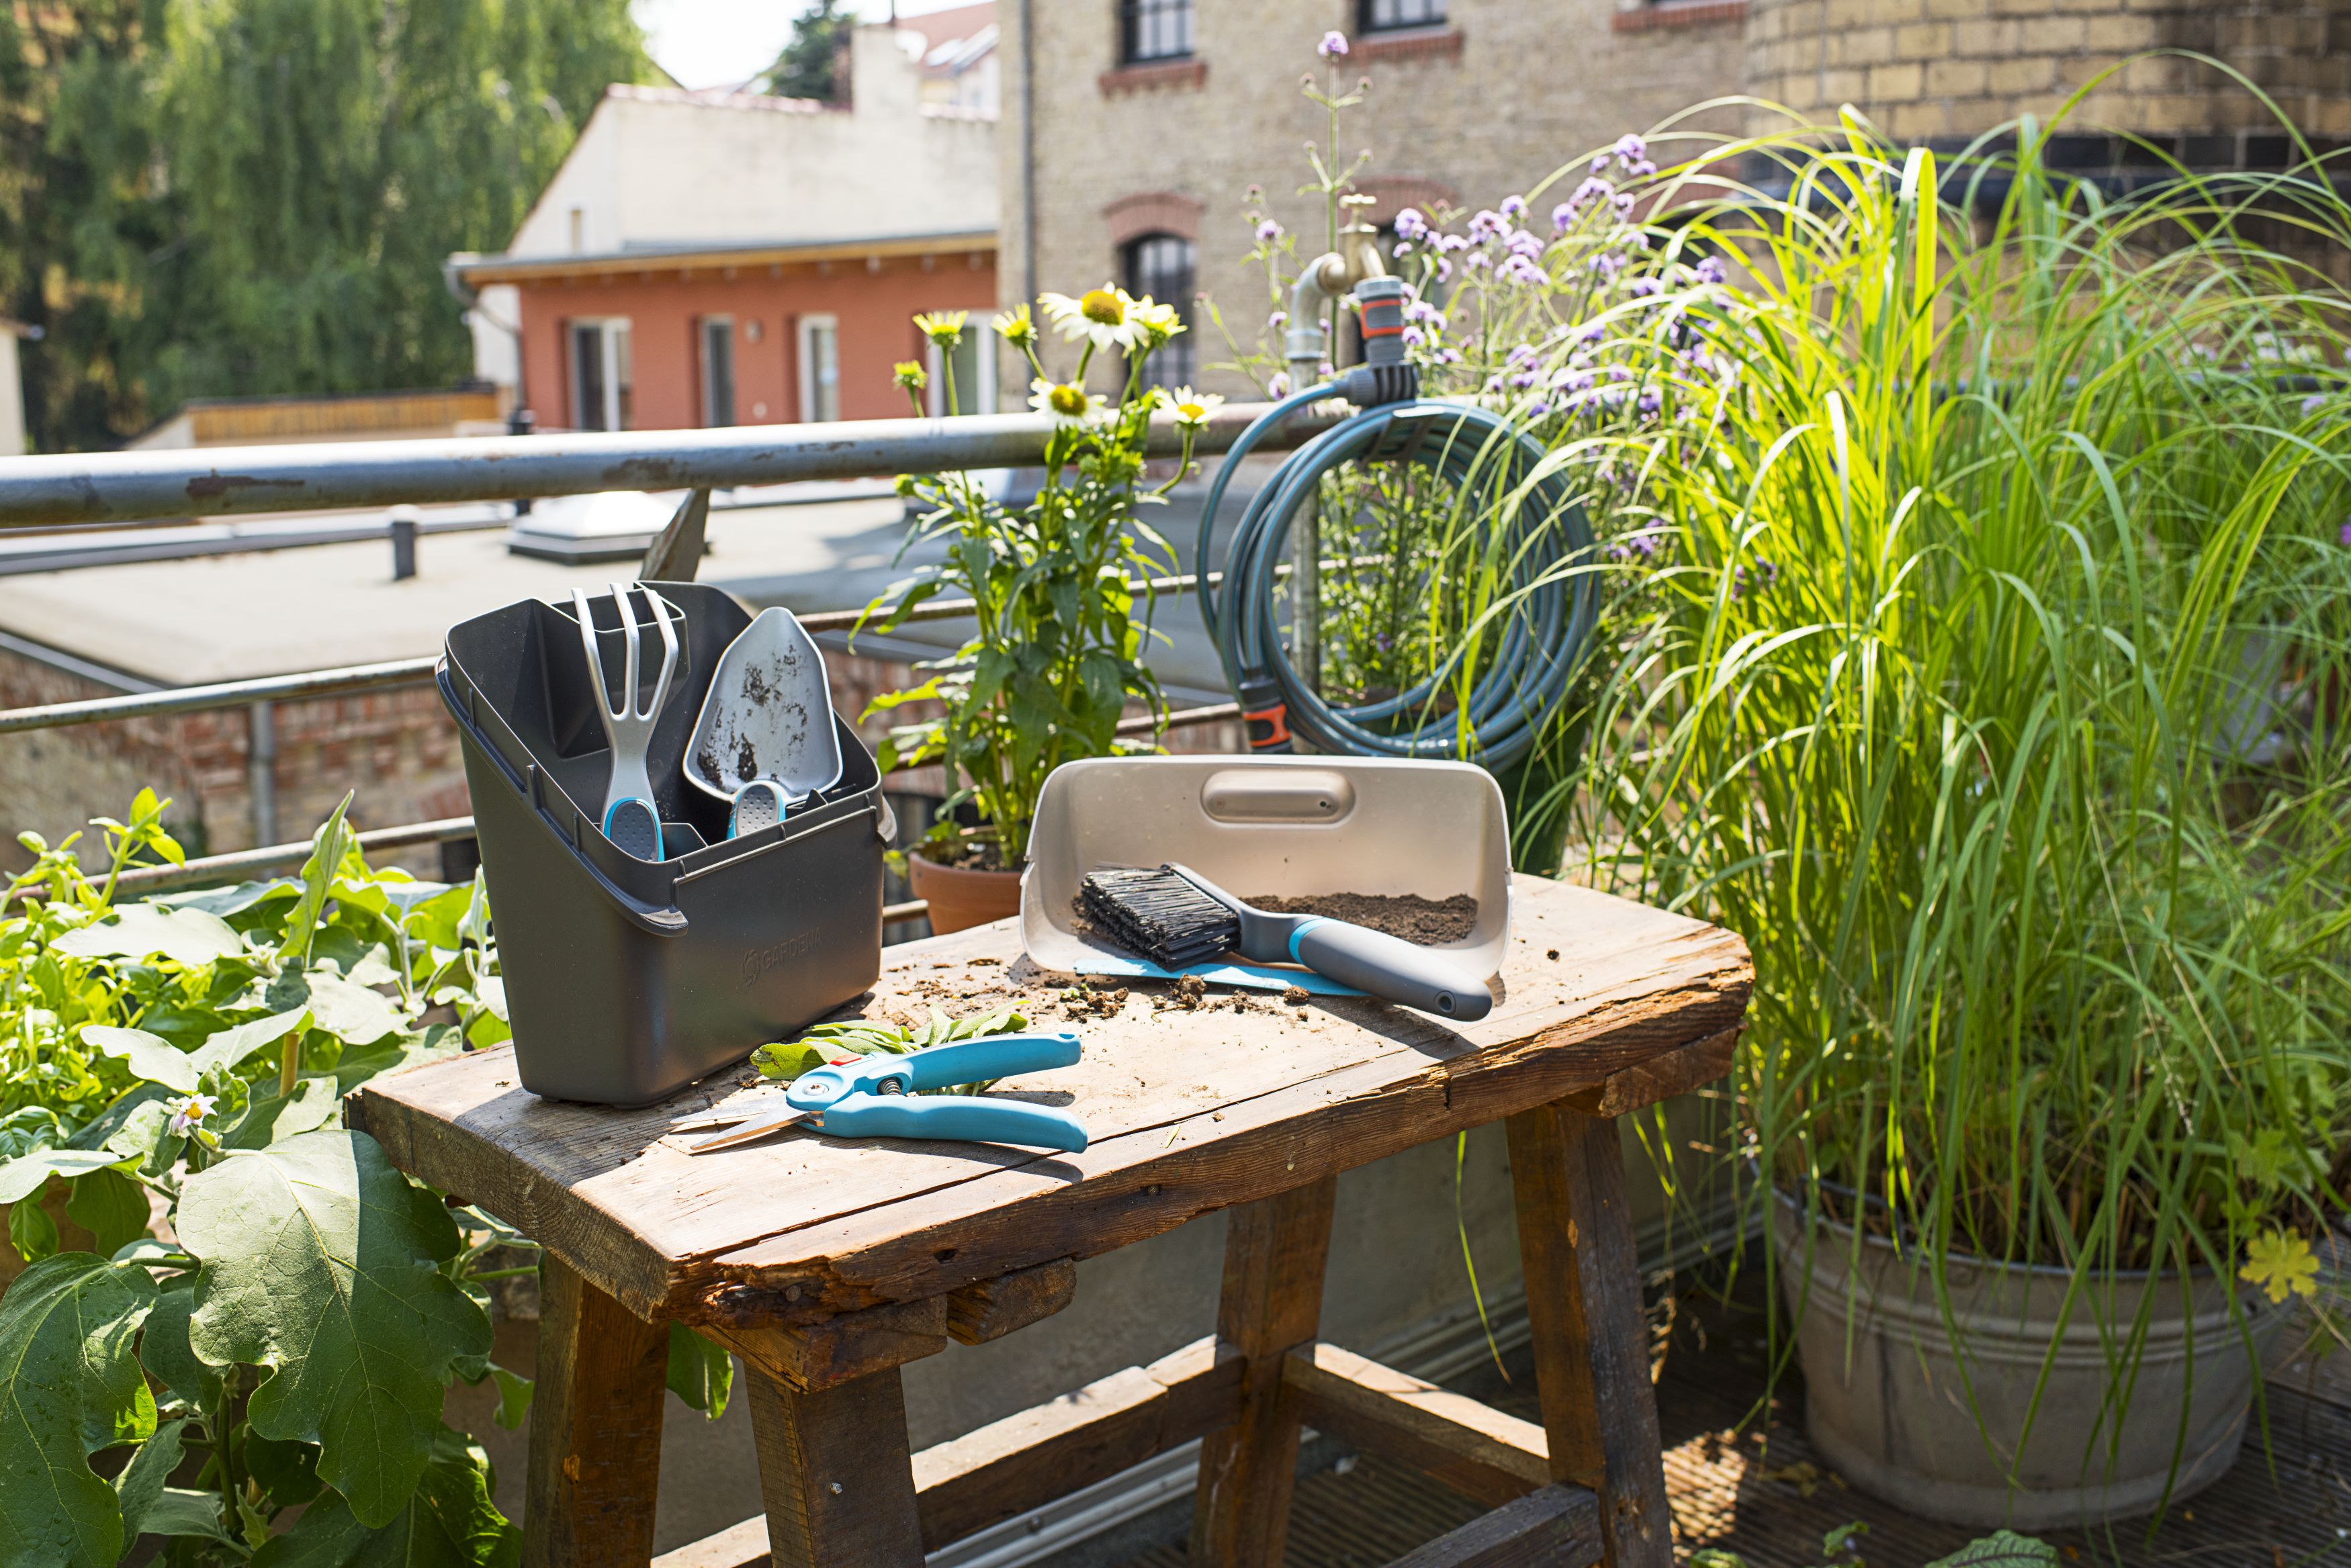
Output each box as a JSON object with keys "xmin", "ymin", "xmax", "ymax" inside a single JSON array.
[
  {"xmin": 1282, "ymin": 986, "xmax": 1311, "ymax": 1006},
  {"xmin": 1243, "ymin": 892, "xmax": 1479, "ymax": 946}
]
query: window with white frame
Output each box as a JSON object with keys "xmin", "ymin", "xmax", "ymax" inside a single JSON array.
[
  {"xmin": 798, "ymin": 314, "xmax": 841, "ymax": 422},
  {"xmin": 701, "ymin": 316, "xmax": 736, "ymax": 427},
  {"xmin": 1119, "ymin": 0, "xmax": 1192, "ymax": 62},
  {"xmin": 925, "ymin": 320, "xmax": 997, "ymax": 416},
  {"xmin": 569, "ymin": 318, "xmax": 632, "ymax": 432}
]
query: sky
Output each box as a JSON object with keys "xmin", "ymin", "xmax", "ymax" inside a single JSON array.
[{"xmin": 631, "ymin": 0, "xmax": 975, "ymax": 91}]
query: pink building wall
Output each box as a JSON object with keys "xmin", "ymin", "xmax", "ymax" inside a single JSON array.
[{"xmin": 513, "ymin": 251, "xmax": 998, "ymax": 430}]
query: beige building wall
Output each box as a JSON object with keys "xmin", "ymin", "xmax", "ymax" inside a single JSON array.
[
  {"xmin": 1000, "ymin": 0, "xmax": 1746, "ymax": 400},
  {"xmin": 1746, "ymin": 0, "xmax": 2351, "ymax": 146}
]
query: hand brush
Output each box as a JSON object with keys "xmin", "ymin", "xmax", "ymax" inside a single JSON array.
[{"xmin": 1079, "ymin": 863, "xmax": 1493, "ymax": 1021}]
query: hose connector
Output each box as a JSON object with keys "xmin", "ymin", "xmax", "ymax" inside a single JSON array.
[
  {"xmin": 1237, "ymin": 671, "xmax": 1294, "ymax": 753},
  {"xmin": 1332, "ymin": 277, "xmax": 1417, "ymax": 408}
]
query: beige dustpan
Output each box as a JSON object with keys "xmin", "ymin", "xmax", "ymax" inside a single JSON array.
[{"xmin": 1021, "ymin": 756, "xmax": 1512, "ymax": 991}]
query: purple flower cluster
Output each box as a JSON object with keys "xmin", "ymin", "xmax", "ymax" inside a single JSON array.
[
  {"xmin": 1694, "ymin": 255, "xmax": 1726, "ymax": 286},
  {"xmin": 1594, "ymin": 133, "xmax": 1657, "ymax": 179},
  {"xmin": 1395, "ymin": 206, "xmax": 1429, "ymax": 242},
  {"xmin": 1318, "ymin": 30, "xmax": 1349, "ymax": 58},
  {"xmin": 1256, "ymin": 218, "xmax": 1282, "ymax": 243}
]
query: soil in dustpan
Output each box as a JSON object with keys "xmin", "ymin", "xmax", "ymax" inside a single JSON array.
[{"xmin": 1243, "ymin": 892, "xmax": 1478, "ymax": 945}]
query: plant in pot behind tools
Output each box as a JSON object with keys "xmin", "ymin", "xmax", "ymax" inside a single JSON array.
[{"xmin": 863, "ymin": 299, "xmax": 1205, "ymax": 931}]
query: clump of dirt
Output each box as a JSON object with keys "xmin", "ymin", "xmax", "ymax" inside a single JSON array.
[
  {"xmin": 1282, "ymin": 986, "xmax": 1311, "ymax": 1006},
  {"xmin": 1245, "ymin": 892, "xmax": 1478, "ymax": 946},
  {"xmin": 1165, "ymin": 975, "xmax": 1210, "ymax": 1011},
  {"xmin": 1061, "ymin": 983, "xmax": 1130, "ymax": 1018}
]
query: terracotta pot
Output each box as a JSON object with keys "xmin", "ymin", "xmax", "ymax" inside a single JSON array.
[{"xmin": 907, "ymin": 849, "xmax": 1022, "ymax": 935}]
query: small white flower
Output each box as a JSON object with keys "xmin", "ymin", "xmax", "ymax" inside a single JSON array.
[
  {"xmin": 1028, "ymin": 377, "xmax": 1106, "ymax": 428},
  {"xmin": 1039, "ymin": 286, "xmax": 1151, "ymax": 355},
  {"xmin": 1161, "ymin": 386, "xmax": 1225, "ymax": 430},
  {"xmin": 166, "ymin": 1093, "xmax": 218, "ymax": 1137}
]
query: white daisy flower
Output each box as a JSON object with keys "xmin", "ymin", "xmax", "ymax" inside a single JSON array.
[
  {"xmin": 1038, "ymin": 286, "xmax": 1151, "ymax": 355},
  {"xmin": 1029, "ymin": 377, "xmax": 1107, "ymax": 428},
  {"xmin": 1161, "ymin": 386, "xmax": 1225, "ymax": 430}
]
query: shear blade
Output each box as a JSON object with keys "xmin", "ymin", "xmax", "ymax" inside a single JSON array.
[{"xmin": 684, "ymin": 1106, "xmax": 812, "ymax": 1152}]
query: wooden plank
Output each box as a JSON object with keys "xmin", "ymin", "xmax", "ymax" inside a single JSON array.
[
  {"xmin": 523, "ymin": 1256, "xmax": 670, "ymax": 1568},
  {"xmin": 746, "ymin": 1361, "xmax": 924, "ymax": 1568},
  {"xmin": 1382, "ymin": 1485, "xmax": 1604, "ymax": 1568},
  {"xmin": 913, "ymin": 1365, "xmax": 1166, "ymax": 1551},
  {"xmin": 1563, "ymin": 1024, "xmax": 1741, "ymax": 1118},
  {"xmin": 1506, "ymin": 1105, "xmax": 1674, "ymax": 1568},
  {"xmin": 685, "ymin": 1332, "xmax": 1245, "ymax": 1562},
  {"xmin": 1281, "ymin": 1342, "xmax": 1549, "ymax": 1508},
  {"xmin": 710, "ymin": 1296, "xmax": 948, "ymax": 1393},
  {"xmin": 349, "ymin": 876, "xmax": 1750, "ymax": 1324},
  {"xmin": 946, "ymin": 1257, "xmax": 1076, "ymax": 1344},
  {"xmin": 1190, "ymin": 1176, "xmax": 1338, "ymax": 1568}
]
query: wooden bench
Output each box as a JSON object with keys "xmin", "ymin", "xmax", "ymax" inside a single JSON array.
[{"xmin": 349, "ymin": 874, "xmax": 1750, "ymax": 1568}]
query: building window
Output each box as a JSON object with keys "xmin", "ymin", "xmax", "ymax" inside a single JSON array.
[
  {"xmin": 570, "ymin": 318, "xmax": 631, "ymax": 432},
  {"xmin": 1360, "ymin": 0, "xmax": 1446, "ymax": 30},
  {"xmin": 798, "ymin": 314, "xmax": 841, "ymax": 422},
  {"xmin": 926, "ymin": 319, "xmax": 998, "ymax": 416},
  {"xmin": 701, "ymin": 317, "xmax": 736, "ymax": 427},
  {"xmin": 1123, "ymin": 233, "xmax": 1196, "ymax": 386},
  {"xmin": 1120, "ymin": 0, "xmax": 1192, "ymax": 63}
]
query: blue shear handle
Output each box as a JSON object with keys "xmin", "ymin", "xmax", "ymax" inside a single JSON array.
[
  {"xmin": 822, "ymin": 1095, "xmax": 1089, "ymax": 1152},
  {"xmin": 887, "ymin": 1032, "xmax": 1083, "ymax": 1093}
]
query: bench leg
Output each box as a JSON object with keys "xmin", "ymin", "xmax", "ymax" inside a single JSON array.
[
  {"xmin": 746, "ymin": 1359, "xmax": 925, "ymax": 1568},
  {"xmin": 1189, "ymin": 1173, "xmax": 1339, "ymax": 1568},
  {"xmin": 524, "ymin": 1256, "xmax": 670, "ymax": 1568},
  {"xmin": 1506, "ymin": 1103, "xmax": 1673, "ymax": 1568}
]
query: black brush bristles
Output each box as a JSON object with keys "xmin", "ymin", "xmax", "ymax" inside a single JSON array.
[{"xmin": 1080, "ymin": 866, "xmax": 1239, "ymax": 969}]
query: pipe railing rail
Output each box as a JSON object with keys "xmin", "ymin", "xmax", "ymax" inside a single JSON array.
[{"xmin": 0, "ymin": 404, "xmax": 1335, "ymax": 529}]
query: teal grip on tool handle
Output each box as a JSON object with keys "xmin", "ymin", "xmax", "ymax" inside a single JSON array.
[
  {"xmin": 820, "ymin": 1095, "xmax": 1089, "ymax": 1152},
  {"xmin": 1290, "ymin": 919, "xmax": 1493, "ymax": 1021}
]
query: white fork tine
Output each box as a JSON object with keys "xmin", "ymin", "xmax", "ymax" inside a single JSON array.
[
  {"xmin": 572, "ymin": 588, "xmax": 620, "ymax": 719},
  {"xmin": 610, "ymin": 580, "xmax": 641, "ymax": 716},
  {"xmin": 644, "ymin": 588, "xmax": 680, "ymax": 718}
]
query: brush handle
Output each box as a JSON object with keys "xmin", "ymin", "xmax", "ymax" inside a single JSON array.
[{"xmin": 1290, "ymin": 919, "xmax": 1493, "ymax": 1021}]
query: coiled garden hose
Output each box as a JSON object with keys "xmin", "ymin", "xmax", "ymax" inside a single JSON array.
[{"xmin": 1196, "ymin": 279, "xmax": 1599, "ymax": 768}]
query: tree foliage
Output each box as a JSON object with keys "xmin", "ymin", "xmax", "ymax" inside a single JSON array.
[
  {"xmin": 0, "ymin": 0, "xmax": 652, "ymax": 453},
  {"xmin": 759, "ymin": 0, "xmax": 852, "ymax": 103}
]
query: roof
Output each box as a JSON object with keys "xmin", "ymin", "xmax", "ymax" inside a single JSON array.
[{"xmin": 448, "ymin": 228, "xmax": 995, "ymax": 286}]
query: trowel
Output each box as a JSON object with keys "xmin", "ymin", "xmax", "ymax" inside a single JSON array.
[{"xmin": 684, "ymin": 607, "xmax": 845, "ymax": 837}]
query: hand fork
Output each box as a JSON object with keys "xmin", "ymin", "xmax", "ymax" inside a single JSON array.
[{"xmin": 574, "ymin": 582, "xmax": 680, "ymax": 861}]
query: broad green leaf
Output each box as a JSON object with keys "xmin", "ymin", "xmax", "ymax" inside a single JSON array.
[
  {"xmin": 0, "ymin": 1254, "xmax": 159, "ymax": 1568},
  {"xmin": 151, "ymin": 879, "xmax": 300, "ymax": 919},
  {"xmin": 10, "ymin": 1192, "xmax": 59, "ymax": 1262},
  {"xmin": 52, "ymin": 905, "xmax": 244, "ymax": 968},
  {"xmin": 246, "ymin": 1432, "xmax": 325, "ymax": 1506},
  {"xmin": 277, "ymin": 796, "xmax": 355, "ymax": 968},
  {"xmin": 300, "ymin": 973, "xmax": 408, "ymax": 1044},
  {"xmin": 139, "ymin": 1488, "xmax": 236, "ymax": 1545},
  {"xmin": 179, "ymin": 1130, "xmax": 491, "ymax": 1528},
  {"xmin": 114, "ymin": 1416, "xmax": 187, "ymax": 1541},
  {"xmin": 251, "ymin": 1427, "xmax": 520, "ymax": 1568},
  {"xmin": 224, "ymin": 1075, "xmax": 341, "ymax": 1150},
  {"xmin": 1924, "ymin": 1534, "xmax": 2059, "ymax": 1568},
  {"xmin": 667, "ymin": 1323, "xmax": 733, "ymax": 1420},
  {"xmin": 64, "ymin": 1085, "xmax": 171, "ymax": 1152},
  {"xmin": 0, "ymin": 1148, "xmax": 120, "ymax": 1205},
  {"xmin": 332, "ymin": 1026, "xmax": 463, "ymax": 1095},
  {"xmin": 66, "ymin": 1166, "xmax": 149, "ymax": 1257},
  {"xmin": 85, "ymin": 1006, "xmax": 308, "ymax": 1094},
  {"xmin": 139, "ymin": 1284, "xmax": 224, "ymax": 1414},
  {"xmin": 196, "ymin": 1007, "xmax": 316, "ymax": 1075},
  {"xmin": 488, "ymin": 1367, "xmax": 532, "ymax": 1432}
]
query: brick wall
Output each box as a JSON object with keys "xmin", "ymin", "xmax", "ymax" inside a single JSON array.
[{"xmin": 1745, "ymin": 0, "xmax": 2351, "ymax": 145}]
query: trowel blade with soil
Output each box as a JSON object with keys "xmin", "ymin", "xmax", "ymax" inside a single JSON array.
[{"xmin": 684, "ymin": 607, "xmax": 844, "ymax": 837}]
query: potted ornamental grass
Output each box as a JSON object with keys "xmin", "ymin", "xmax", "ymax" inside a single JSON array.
[
  {"xmin": 864, "ymin": 294, "xmax": 1216, "ymax": 931},
  {"xmin": 1548, "ymin": 99, "xmax": 2351, "ymax": 1525}
]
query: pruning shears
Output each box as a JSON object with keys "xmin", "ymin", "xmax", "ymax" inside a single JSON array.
[{"xmin": 674, "ymin": 1031, "xmax": 1088, "ymax": 1154}]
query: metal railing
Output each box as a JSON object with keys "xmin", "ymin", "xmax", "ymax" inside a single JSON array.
[{"xmin": 0, "ymin": 407, "xmax": 1317, "ymax": 906}]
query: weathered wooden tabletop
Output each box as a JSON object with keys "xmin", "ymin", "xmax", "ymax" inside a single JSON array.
[{"xmin": 348, "ymin": 874, "xmax": 1750, "ymax": 1330}]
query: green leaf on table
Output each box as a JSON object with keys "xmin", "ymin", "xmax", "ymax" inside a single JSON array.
[
  {"xmin": 52, "ymin": 905, "xmax": 245, "ymax": 968},
  {"xmin": 10, "ymin": 1192, "xmax": 59, "ymax": 1262},
  {"xmin": 140, "ymin": 1283, "xmax": 224, "ymax": 1414},
  {"xmin": 114, "ymin": 1415, "xmax": 187, "ymax": 1541},
  {"xmin": 224, "ymin": 1074, "xmax": 341, "ymax": 1150},
  {"xmin": 179, "ymin": 1129, "xmax": 492, "ymax": 1528},
  {"xmin": 668, "ymin": 1322, "xmax": 734, "ymax": 1420},
  {"xmin": 66, "ymin": 1166, "xmax": 149, "ymax": 1257},
  {"xmin": 1924, "ymin": 1533, "xmax": 2059, "ymax": 1568},
  {"xmin": 0, "ymin": 1254, "xmax": 159, "ymax": 1568},
  {"xmin": 251, "ymin": 1426, "xmax": 519, "ymax": 1568}
]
